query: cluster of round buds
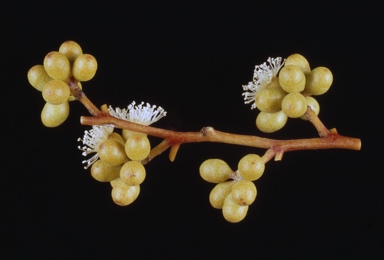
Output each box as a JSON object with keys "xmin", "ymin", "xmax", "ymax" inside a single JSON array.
[
  {"xmin": 199, "ymin": 154, "xmax": 266, "ymax": 223},
  {"xmin": 242, "ymin": 54, "xmax": 333, "ymax": 133},
  {"xmin": 78, "ymin": 101, "xmax": 167, "ymax": 206},
  {"xmin": 27, "ymin": 40, "xmax": 98, "ymax": 127}
]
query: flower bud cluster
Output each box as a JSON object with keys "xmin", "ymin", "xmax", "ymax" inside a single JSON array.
[
  {"xmin": 78, "ymin": 101, "xmax": 167, "ymax": 206},
  {"xmin": 199, "ymin": 154, "xmax": 265, "ymax": 223},
  {"xmin": 27, "ymin": 40, "xmax": 97, "ymax": 127},
  {"xmin": 242, "ymin": 54, "xmax": 332, "ymax": 133}
]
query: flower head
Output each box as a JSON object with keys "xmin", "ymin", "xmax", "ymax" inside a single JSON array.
[
  {"xmin": 242, "ymin": 57, "xmax": 285, "ymax": 109},
  {"xmin": 108, "ymin": 101, "xmax": 167, "ymax": 125},
  {"xmin": 77, "ymin": 125, "xmax": 114, "ymax": 169}
]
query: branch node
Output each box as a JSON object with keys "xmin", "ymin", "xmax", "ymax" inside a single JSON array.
[{"xmin": 201, "ymin": 126, "xmax": 214, "ymax": 136}]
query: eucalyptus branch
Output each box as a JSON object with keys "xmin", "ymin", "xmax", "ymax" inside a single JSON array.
[
  {"xmin": 74, "ymin": 81, "xmax": 361, "ymax": 164},
  {"xmin": 28, "ymin": 40, "xmax": 363, "ymax": 223},
  {"xmin": 81, "ymin": 114, "xmax": 360, "ymax": 156}
]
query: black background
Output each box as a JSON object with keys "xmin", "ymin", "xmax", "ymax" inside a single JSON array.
[{"xmin": 2, "ymin": 1, "xmax": 383, "ymax": 258}]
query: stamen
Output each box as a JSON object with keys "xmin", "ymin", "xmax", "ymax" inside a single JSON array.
[
  {"xmin": 108, "ymin": 101, "xmax": 167, "ymax": 126},
  {"xmin": 242, "ymin": 57, "xmax": 285, "ymax": 109},
  {"xmin": 77, "ymin": 125, "xmax": 114, "ymax": 169}
]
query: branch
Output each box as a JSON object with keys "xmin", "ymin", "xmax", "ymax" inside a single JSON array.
[
  {"xmin": 80, "ymin": 114, "xmax": 361, "ymax": 162},
  {"xmin": 68, "ymin": 79, "xmax": 103, "ymax": 117},
  {"xmin": 70, "ymin": 79, "xmax": 361, "ymax": 163},
  {"xmin": 28, "ymin": 41, "xmax": 364, "ymax": 223}
]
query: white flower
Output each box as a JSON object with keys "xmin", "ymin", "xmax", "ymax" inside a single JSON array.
[
  {"xmin": 77, "ymin": 125, "xmax": 114, "ymax": 169},
  {"xmin": 242, "ymin": 57, "xmax": 285, "ymax": 109},
  {"xmin": 108, "ymin": 101, "xmax": 167, "ymax": 125}
]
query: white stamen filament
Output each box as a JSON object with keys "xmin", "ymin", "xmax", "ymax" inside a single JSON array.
[
  {"xmin": 242, "ymin": 57, "xmax": 285, "ymax": 109},
  {"xmin": 108, "ymin": 101, "xmax": 167, "ymax": 126},
  {"xmin": 77, "ymin": 125, "xmax": 114, "ymax": 169}
]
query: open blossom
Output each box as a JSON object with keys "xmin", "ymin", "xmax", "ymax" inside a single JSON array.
[
  {"xmin": 77, "ymin": 101, "xmax": 166, "ymax": 169},
  {"xmin": 77, "ymin": 125, "xmax": 114, "ymax": 169},
  {"xmin": 108, "ymin": 101, "xmax": 167, "ymax": 125},
  {"xmin": 242, "ymin": 57, "xmax": 285, "ymax": 109}
]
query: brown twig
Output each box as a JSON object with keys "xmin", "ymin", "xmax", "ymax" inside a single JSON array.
[
  {"xmin": 73, "ymin": 80, "xmax": 361, "ymax": 164},
  {"xmin": 80, "ymin": 114, "xmax": 361, "ymax": 162}
]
